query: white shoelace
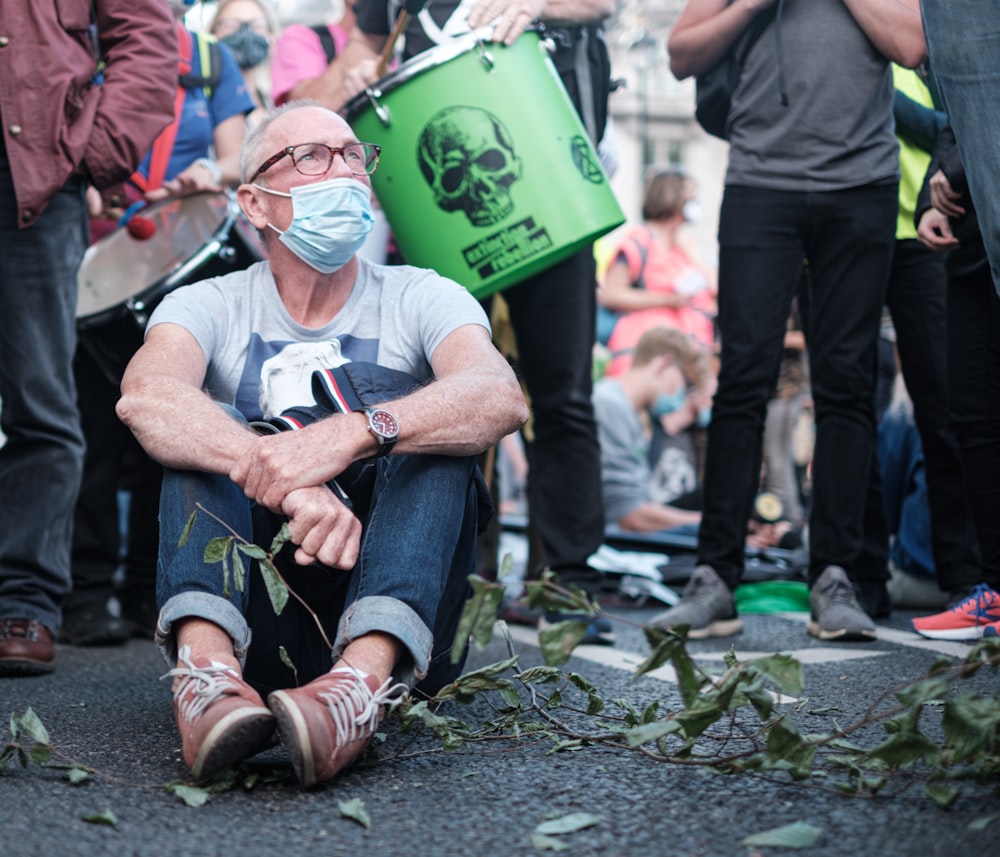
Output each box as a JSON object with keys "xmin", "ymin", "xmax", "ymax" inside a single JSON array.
[
  {"xmin": 162, "ymin": 644, "xmax": 242, "ymax": 724},
  {"xmin": 318, "ymin": 668, "xmax": 407, "ymax": 743}
]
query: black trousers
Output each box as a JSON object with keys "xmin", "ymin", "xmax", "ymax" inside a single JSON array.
[
  {"xmin": 698, "ymin": 183, "xmax": 898, "ymax": 588},
  {"xmin": 946, "ymin": 264, "xmax": 1000, "ymax": 589}
]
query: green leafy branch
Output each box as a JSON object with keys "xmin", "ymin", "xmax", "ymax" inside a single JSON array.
[
  {"xmin": 183, "ymin": 503, "xmax": 333, "ymax": 652},
  {"xmin": 392, "ymin": 570, "xmax": 1000, "ymax": 808}
]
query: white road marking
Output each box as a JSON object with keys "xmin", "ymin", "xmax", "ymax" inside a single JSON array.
[{"xmin": 499, "ymin": 610, "xmax": 975, "ymax": 688}]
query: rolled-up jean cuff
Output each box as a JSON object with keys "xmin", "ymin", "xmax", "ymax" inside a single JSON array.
[
  {"xmin": 154, "ymin": 592, "xmax": 253, "ymax": 668},
  {"xmin": 336, "ymin": 595, "xmax": 433, "ymax": 687}
]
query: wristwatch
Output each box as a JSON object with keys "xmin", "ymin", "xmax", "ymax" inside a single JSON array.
[{"xmin": 363, "ymin": 408, "xmax": 399, "ymax": 457}]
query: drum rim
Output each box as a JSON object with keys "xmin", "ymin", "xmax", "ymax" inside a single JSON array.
[
  {"xmin": 343, "ymin": 27, "xmax": 541, "ymax": 116},
  {"xmin": 76, "ymin": 190, "xmax": 243, "ymax": 325}
]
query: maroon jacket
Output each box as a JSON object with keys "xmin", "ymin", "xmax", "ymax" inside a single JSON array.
[{"xmin": 0, "ymin": 0, "xmax": 176, "ymax": 226}]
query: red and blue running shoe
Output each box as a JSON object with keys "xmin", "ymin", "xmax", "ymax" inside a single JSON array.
[{"xmin": 912, "ymin": 583, "xmax": 1000, "ymax": 641}]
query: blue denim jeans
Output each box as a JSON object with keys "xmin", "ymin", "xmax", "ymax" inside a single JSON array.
[
  {"xmin": 155, "ymin": 423, "xmax": 481, "ymax": 694},
  {"xmin": 922, "ymin": 0, "xmax": 1000, "ymax": 296},
  {"xmin": 0, "ymin": 158, "xmax": 87, "ymax": 631},
  {"xmin": 698, "ymin": 184, "xmax": 897, "ymax": 588}
]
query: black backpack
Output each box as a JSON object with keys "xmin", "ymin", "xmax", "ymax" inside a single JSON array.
[{"xmin": 694, "ymin": 3, "xmax": 777, "ymax": 140}]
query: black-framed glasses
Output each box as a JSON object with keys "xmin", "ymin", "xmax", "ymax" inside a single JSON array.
[{"xmin": 249, "ymin": 141, "xmax": 381, "ymax": 183}]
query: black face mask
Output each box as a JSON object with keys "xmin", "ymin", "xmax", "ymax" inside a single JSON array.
[{"xmin": 221, "ymin": 24, "xmax": 270, "ymax": 69}]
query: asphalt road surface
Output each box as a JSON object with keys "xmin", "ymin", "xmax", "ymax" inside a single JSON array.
[{"xmin": 1, "ymin": 598, "xmax": 997, "ymax": 857}]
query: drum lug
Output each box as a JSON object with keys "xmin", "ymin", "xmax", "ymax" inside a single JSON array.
[
  {"xmin": 218, "ymin": 244, "xmax": 237, "ymax": 263},
  {"xmin": 125, "ymin": 297, "xmax": 150, "ymax": 328},
  {"xmin": 475, "ymin": 39, "xmax": 495, "ymax": 72},
  {"xmin": 364, "ymin": 86, "xmax": 391, "ymax": 126}
]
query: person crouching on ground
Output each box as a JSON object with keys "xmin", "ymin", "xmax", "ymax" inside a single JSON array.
[{"xmin": 116, "ymin": 101, "xmax": 529, "ymax": 787}]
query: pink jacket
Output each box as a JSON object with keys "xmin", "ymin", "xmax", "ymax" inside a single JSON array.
[{"xmin": 0, "ymin": 0, "xmax": 177, "ymax": 226}]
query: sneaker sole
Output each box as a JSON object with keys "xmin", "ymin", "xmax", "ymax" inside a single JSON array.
[
  {"xmin": 193, "ymin": 706, "xmax": 276, "ymax": 781},
  {"xmin": 912, "ymin": 625, "xmax": 992, "ymax": 641},
  {"xmin": 806, "ymin": 621, "xmax": 877, "ymax": 642},
  {"xmin": 685, "ymin": 617, "xmax": 744, "ymax": 640},
  {"xmin": 268, "ymin": 690, "xmax": 317, "ymax": 788}
]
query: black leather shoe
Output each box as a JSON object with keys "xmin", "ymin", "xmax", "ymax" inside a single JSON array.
[
  {"xmin": 60, "ymin": 603, "xmax": 130, "ymax": 647},
  {"xmin": 0, "ymin": 618, "xmax": 55, "ymax": 676}
]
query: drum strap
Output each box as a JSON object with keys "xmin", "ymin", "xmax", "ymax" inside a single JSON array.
[{"xmin": 129, "ymin": 25, "xmax": 194, "ymax": 194}]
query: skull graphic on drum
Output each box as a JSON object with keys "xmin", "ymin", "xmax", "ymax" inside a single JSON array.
[{"xmin": 417, "ymin": 107, "xmax": 522, "ymax": 227}]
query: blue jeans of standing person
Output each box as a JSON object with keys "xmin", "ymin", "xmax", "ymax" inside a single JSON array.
[
  {"xmin": 0, "ymin": 156, "xmax": 87, "ymax": 632},
  {"xmin": 155, "ymin": 427, "xmax": 481, "ymax": 696},
  {"xmin": 922, "ymin": 0, "xmax": 1000, "ymax": 296},
  {"xmin": 697, "ymin": 184, "xmax": 897, "ymax": 590}
]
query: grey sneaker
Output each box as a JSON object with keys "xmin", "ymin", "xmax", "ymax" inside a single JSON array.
[
  {"xmin": 650, "ymin": 565, "xmax": 743, "ymax": 639},
  {"xmin": 807, "ymin": 566, "xmax": 877, "ymax": 641}
]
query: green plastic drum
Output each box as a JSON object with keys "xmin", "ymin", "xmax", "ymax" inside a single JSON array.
[{"xmin": 345, "ymin": 30, "xmax": 625, "ymax": 299}]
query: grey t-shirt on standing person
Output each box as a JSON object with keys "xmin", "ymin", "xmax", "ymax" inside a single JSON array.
[
  {"xmin": 726, "ymin": 0, "xmax": 899, "ymax": 191},
  {"xmin": 147, "ymin": 257, "xmax": 490, "ymax": 422}
]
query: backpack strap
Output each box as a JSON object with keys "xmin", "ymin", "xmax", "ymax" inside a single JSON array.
[
  {"xmin": 178, "ymin": 32, "xmax": 221, "ymax": 97},
  {"xmin": 311, "ymin": 24, "xmax": 338, "ymax": 64},
  {"xmin": 626, "ymin": 225, "xmax": 653, "ymax": 291}
]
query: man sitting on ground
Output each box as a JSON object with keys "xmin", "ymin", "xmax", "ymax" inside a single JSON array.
[
  {"xmin": 593, "ymin": 327, "xmax": 705, "ymax": 535},
  {"xmin": 116, "ymin": 102, "xmax": 528, "ymax": 787}
]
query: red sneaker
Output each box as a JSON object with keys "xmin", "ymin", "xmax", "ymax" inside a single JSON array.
[
  {"xmin": 269, "ymin": 667, "xmax": 406, "ymax": 787},
  {"xmin": 912, "ymin": 584, "xmax": 1000, "ymax": 641},
  {"xmin": 164, "ymin": 646, "xmax": 276, "ymax": 780}
]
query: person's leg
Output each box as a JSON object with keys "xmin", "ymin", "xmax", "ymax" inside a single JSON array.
[
  {"xmin": 886, "ymin": 240, "xmax": 981, "ymax": 595},
  {"xmin": 801, "ymin": 184, "xmax": 896, "ymax": 586},
  {"xmin": 155, "ymin": 465, "xmax": 256, "ymax": 668},
  {"xmin": 67, "ymin": 344, "xmax": 125, "ymax": 608},
  {"xmin": 334, "ymin": 453, "xmax": 479, "ymax": 686},
  {"xmin": 922, "ymin": 1, "xmax": 1000, "ymax": 295},
  {"xmin": 268, "ymin": 453, "xmax": 481, "ymax": 786},
  {"xmin": 651, "ymin": 188, "xmax": 804, "ymax": 640},
  {"xmin": 155, "ymin": 459, "xmax": 275, "ymax": 781},
  {"xmin": 946, "ymin": 268, "xmax": 1000, "ymax": 591},
  {"xmin": 697, "ymin": 187, "xmax": 806, "ymax": 588},
  {"xmin": 500, "ymin": 248, "xmax": 606, "ymax": 592},
  {"xmin": 0, "ymin": 166, "xmax": 87, "ymax": 639}
]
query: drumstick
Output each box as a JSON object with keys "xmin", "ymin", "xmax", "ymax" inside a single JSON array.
[{"xmin": 374, "ymin": 0, "xmax": 428, "ymax": 78}]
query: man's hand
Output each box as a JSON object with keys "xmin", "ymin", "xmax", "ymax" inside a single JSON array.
[
  {"xmin": 916, "ymin": 207, "xmax": 960, "ymax": 253},
  {"xmin": 466, "ymin": 0, "xmax": 545, "ymax": 45},
  {"xmin": 928, "ymin": 168, "xmax": 966, "ymax": 219},
  {"xmin": 281, "ymin": 485, "xmax": 362, "ymax": 568},
  {"xmin": 230, "ymin": 417, "xmax": 362, "ymax": 511},
  {"xmin": 145, "ymin": 160, "xmax": 221, "ymax": 203}
]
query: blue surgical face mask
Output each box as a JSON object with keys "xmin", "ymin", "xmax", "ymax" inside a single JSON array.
[
  {"xmin": 650, "ymin": 388, "xmax": 687, "ymax": 418},
  {"xmin": 254, "ymin": 177, "xmax": 374, "ymax": 273}
]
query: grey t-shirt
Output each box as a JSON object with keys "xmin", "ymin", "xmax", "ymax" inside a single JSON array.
[
  {"xmin": 148, "ymin": 257, "xmax": 490, "ymax": 421},
  {"xmin": 726, "ymin": 0, "xmax": 898, "ymax": 191},
  {"xmin": 592, "ymin": 377, "xmax": 651, "ymax": 526}
]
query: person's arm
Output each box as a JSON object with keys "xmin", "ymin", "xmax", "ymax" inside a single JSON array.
[
  {"xmin": 893, "ymin": 88, "xmax": 948, "ymax": 153},
  {"xmin": 599, "ymin": 257, "xmax": 691, "ymax": 312},
  {"xmin": 336, "ymin": 29, "xmax": 386, "ymax": 108},
  {"xmin": 231, "ymin": 323, "xmax": 529, "ymax": 510},
  {"xmin": 841, "ymin": 0, "xmax": 925, "ymax": 68},
  {"xmin": 117, "ymin": 324, "xmax": 364, "ymax": 569},
  {"xmin": 117, "ymin": 323, "xmax": 259, "ymax": 475},
  {"xmin": 466, "ymin": 0, "xmax": 615, "ymax": 45},
  {"xmin": 618, "ymin": 502, "xmax": 701, "ymax": 533},
  {"xmin": 83, "ymin": 0, "xmax": 177, "ymax": 189},
  {"xmin": 145, "ymin": 113, "xmax": 247, "ymax": 201},
  {"xmin": 666, "ymin": 0, "xmax": 777, "ymax": 80}
]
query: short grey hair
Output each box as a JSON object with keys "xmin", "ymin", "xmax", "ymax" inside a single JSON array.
[{"xmin": 239, "ymin": 99, "xmax": 329, "ymax": 184}]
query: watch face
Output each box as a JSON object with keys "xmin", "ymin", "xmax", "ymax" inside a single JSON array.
[{"xmin": 368, "ymin": 409, "xmax": 399, "ymax": 441}]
